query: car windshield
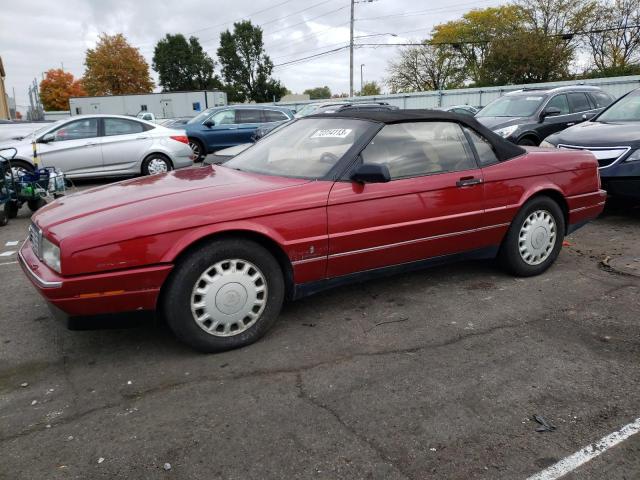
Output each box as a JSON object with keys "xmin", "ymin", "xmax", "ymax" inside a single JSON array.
[
  {"xmin": 224, "ymin": 118, "xmax": 372, "ymax": 179},
  {"xmin": 477, "ymin": 95, "xmax": 545, "ymax": 117},
  {"xmin": 295, "ymin": 104, "xmax": 321, "ymax": 117},
  {"xmin": 32, "ymin": 119, "xmax": 66, "ymax": 137},
  {"xmin": 188, "ymin": 108, "xmax": 215, "ymax": 124},
  {"xmin": 597, "ymin": 90, "xmax": 640, "ymax": 122}
]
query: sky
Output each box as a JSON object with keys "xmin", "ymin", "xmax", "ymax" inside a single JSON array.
[{"xmin": 2, "ymin": 0, "xmax": 508, "ymax": 113}]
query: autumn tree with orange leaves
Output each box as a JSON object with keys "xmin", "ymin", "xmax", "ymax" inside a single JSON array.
[
  {"xmin": 83, "ymin": 33, "xmax": 154, "ymax": 95},
  {"xmin": 39, "ymin": 69, "xmax": 86, "ymax": 111}
]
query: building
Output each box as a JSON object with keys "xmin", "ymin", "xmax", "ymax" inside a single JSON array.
[
  {"xmin": 69, "ymin": 91, "xmax": 227, "ymax": 119},
  {"xmin": 0, "ymin": 57, "xmax": 10, "ymax": 120}
]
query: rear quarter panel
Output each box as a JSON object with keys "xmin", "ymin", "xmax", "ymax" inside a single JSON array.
[{"xmin": 482, "ymin": 148, "xmax": 603, "ymax": 228}]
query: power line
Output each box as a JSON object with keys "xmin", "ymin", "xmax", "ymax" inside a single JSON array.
[{"xmin": 273, "ymin": 45, "xmax": 349, "ymax": 68}]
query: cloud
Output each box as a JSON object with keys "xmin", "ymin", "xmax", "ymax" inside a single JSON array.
[{"xmin": 2, "ymin": 0, "xmax": 507, "ymax": 112}]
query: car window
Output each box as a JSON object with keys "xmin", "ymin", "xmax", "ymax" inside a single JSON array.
[
  {"xmin": 211, "ymin": 109, "xmax": 235, "ymax": 125},
  {"xmin": 464, "ymin": 127, "xmax": 499, "ymax": 166},
  {"xmin": 361, "ymin": 122, "xmax": 476, "ymax": 180},
  {"xmin": 477, "ymin": 95, "xmax": 545, "ymax": 117},
  {"xmin": 546, "ymin": 94, "xmax": 570, "ymax": 115},
  {"xmin": 50, "ymin": 118, "xmax": 98, "ymax": 141},
  {"xmin": 104, "ymin": 118, "xmax": 146, "ymax": 136},
  {"xmin": 567, "ymin": 93, "xmax": 592, "ymax": 113},
  {"xmin": 589, "ymin": 92, "xmax": 614, "ymax": 109},
  {"xmin": 264, "ymin": 110, "xmax": 289, "ymax": 122},
  {"xmin": 597, "ymin": 90, "xmax": 640, "ymax": 121},
  {"xmin": 235, "ymin": 109, "xmax": 264, "ymax": 124}
]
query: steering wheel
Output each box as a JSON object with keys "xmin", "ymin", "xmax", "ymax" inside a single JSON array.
[{"xmin": 319, "ymin": 152, "xmax": 339, "ymax": 163}]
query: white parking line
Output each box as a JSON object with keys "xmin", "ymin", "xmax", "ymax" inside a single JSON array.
[
  {"xmin": 526, "ymin": 417, "xmax": 640, "ymax": 480},
  {"xmin": 5, "ymin": 241, "xmax": 18, "ymax": 246},
  {"xmin": 0, "ymin": 261, "xmax": 18, "ymax": 266},
  {"xmin": 0, "ymin": 250, "xmax": 16, "ymax": 257}
]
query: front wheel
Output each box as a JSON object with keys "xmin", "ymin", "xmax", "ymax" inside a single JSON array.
[
  {"xmin": 162, "ymin": 239, "xmax": 285, "ymax": 353},
  {"xmin": 28, "ymin": 197, "xmax": 46, "ymax": 212},
  {"xmin": 188, "ymin": 139, "xmax": 205, "ymax": 162},
  {"xmin": 499, "ymin": 196, "xmax": 565, "ymax": 277}
]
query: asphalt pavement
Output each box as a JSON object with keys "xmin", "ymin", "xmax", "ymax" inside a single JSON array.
[{"xmin": 0, "ymin": 179, "xmax": 639, "ymax": 480}]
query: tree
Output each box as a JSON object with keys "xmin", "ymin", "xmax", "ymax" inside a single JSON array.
[
  {"xmin": 387, "ymin": 43, "xmax": 464, "ymax": 93},
  {"xmin": 83, "ymin": 33, "xmax": 154, "ymax": 95},
  {"xmin": 39, "ymin": 69, "xmax": 86, "ymax": 111},
  {"xmin": 217, "ymin": 20, "xmax": 288, "ymax": 102},
  {"xmin": 431, "ymin": 5, "xmax": 525, "ymax": 86},
  {"xmin": 153, "ymin": 34, "xmax": 223, "ymax": 91},
  {"xmin": 303, "ymin": 86, "xmax": 332, "ymax": 99},
  {"xmin": 359, "ymin": 81, "xmax": 382, "ymax": 96},
  {"xmin": 585, "ymin": 0, "xmax": 640, "ymax": 74}
]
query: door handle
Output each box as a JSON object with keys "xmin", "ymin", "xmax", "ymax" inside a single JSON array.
[
  {"xmin": 567, "ymin": 122, "xmax": 575, "ymax": 126},
  {"xmin": 456, "ymin": 176, "xmax": 483, "ymax": 187},
  {"xmin": 84, "ymin": 142, "xmax": 98, "ymax": 147}
]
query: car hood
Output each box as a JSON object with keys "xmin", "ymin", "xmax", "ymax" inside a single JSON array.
[
  {"xmin": 475, "ymin": 116, "xmax": 526, "ymax": 130},
  {"xmin": 34, "ymin": 166, "xmax": 310, "ymax": 242},
  {"xmin": 547, "ymin": 121, "xmax": 640, "ymax": 147}
]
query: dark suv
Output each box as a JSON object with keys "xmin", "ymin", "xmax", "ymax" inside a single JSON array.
[{"xmin": 475, "ymin": 86, "xmax": 614, "ymax": 146}]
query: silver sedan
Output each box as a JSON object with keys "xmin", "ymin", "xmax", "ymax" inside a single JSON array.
[{"xmin": 0, "ymin": 114, "xmax": 195, "ymax": 178}]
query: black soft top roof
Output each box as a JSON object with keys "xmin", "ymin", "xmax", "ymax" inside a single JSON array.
[{"xmin": 308, "ymin": 108, "xmax": 526, "ymax": 162}]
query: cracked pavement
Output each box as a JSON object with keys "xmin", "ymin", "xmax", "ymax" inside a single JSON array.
[{"xmin": 1, "ymin": 184, "xmax": 639, "ymax": 480}]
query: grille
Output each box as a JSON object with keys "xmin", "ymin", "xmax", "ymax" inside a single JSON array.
[
  {"xmin": 557, "ymin": 144, "xmax": 630, "ymax": 169},
  {"xmin": 29, "ymin": 223, "xmax": 42, "ymax": 259}
]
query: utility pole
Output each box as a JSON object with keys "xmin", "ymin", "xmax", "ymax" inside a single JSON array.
[
  {"xmin": 349, "ymin": 0, "xmax": 355, "ymax": 98},
  {"xmin": 360, "ymin": 64, "xmax": 365, "ymax": 94}
]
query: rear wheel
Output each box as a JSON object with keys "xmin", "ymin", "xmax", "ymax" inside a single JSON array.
[
  {"xmin": 188, "ymin": 138, "xmax": 205, "ymax": 162},
  {"xmin": 28, "ymin": 197, "xmax": 46, "ymax": 212},
  {"xmin": 5, "ymin": 201, "xmax": 19, "ymax": 219},
  {"xmin": 9, "ymin": 160, "xmax": 34, "ymax": 178},
  {"xmin": 142, "ymin": 154, "xmax": 172, "ymax": 175},
  {"xmin": 499, "ymin": 196, "xmax": 565, "ymax": 276},
  {"xmin": 162, "ymin": 238, "xmax": 285, "ymax": 353},
  {"xmin": 517, "ymin": 137, "xmax": 537, "ymax": 146}
]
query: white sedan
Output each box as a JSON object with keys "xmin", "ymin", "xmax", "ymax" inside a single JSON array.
[{"xmin": 0, "ymin": 114, "xmax": 195, "ymax": 178}]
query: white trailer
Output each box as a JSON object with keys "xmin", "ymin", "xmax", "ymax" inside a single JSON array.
[{"xmin": 68, "ymin": 91, "xmax": 227, "ymax": 119}]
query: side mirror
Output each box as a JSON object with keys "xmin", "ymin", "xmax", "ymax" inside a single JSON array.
[
  {"xmin": 351, "ymin": 163, "xmax": 391, "ymax": 184},
  {"xmin": 39, "ymin": 133, "xmax": 55, "ymax": 143},
  {"xmin": 203, "ymin": 120, "xmax": 215, "ymax": 128},
  {"xmin": 541, "ymin": 106, "xmax": 561, "ymax": 120}
]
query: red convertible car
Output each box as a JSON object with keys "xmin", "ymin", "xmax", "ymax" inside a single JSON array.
[{"xmin": 20, "ymin": 110, "xmax": 606, "ymax": 352}]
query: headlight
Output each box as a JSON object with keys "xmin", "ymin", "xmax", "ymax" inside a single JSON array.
[
  {"xmin": 494, "ymin": 125, "xmax": 518, "ymax": 138},
  {"xmin": 625, "ymin": 149, "xmax": 640, "ymax": 163},
  {"xmin": 539, "ymin": 140, "xmax": 556, "ymax": 148},
  {"xmin": 41, "ymin": 236, "xmax": 61, "ymax": 273}
]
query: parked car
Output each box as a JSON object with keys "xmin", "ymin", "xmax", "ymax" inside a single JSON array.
[
  {"xmin": 295, "ymin": 101, "xmax": 398, "ymax": 117},
  {"xmin": 136, "ymin": 112, "xmax": 157, "ymax": 122},
  {"xmin": 475, "ymin": 86, "xmax": 614, "ymax": 146},
  {"xmin": 541, "ymin": 87, "xmax": 640, "ymax": 199},
  {"xmin": 184, "ymin": 105, "xmax": 294, "ymax": 160},
  {"xmin": 0, "ymin": 121, "xmax": 54, "ymax": 142},
  {"xmin": 159, "ymin": 117, "xmax": 191, "ymax": 128},
  {"xmin": 0, "ymin": 115, "xmax": 194, "ymax": 178},
  {"xmin": 434, "ymin": 105, "xmax": 479, "ymax": 116},
  {"xmin": 20, "ymin": 110, "xmax": 605, "ymax": 353}
]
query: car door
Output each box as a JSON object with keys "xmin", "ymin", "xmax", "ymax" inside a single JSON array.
[
  {"xmin": 35, "ymin": 118, "xmax": 102, "ymax": 176},
  {"xmin": 100, "ymin": 118, "xmax": 154, "ymax": 175},
  {"xmin": 567, "ymin": 92, "xmax": 598, "ymax": 123},
  {"xmin": 199, "ymin": 108, "xmax": 236, "ymax": 151},
  {"xmin": 537, "ymin": 94, "xmax": 572, "ymax": 140},
  {"xmin": 327, "ymin": 121, "xmax": 487, "ymax": 278},
  {"xmin": 234, "ymin": 109, "xmax": 266, "ymax": 144}
]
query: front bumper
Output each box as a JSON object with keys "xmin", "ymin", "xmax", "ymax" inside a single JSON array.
[
  {"xmin": 19, "ymin": 240, "xmax": 173, "ymax": 317},
  {"xmin": 601, "ymin": 177, "xmax": 640, "ymax": 199}
]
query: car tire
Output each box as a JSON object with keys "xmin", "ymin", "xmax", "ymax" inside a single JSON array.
[
  {"xmin": 517, "ymin": 137, "xmax": 537, "ymax": 146},
  {"xmin": 10, "ymin": 160, "xmax": 35, "ymax": 177},
  {"xmin": 0, "ymin": 208, "xmax": 7, "ymax": 227},
  {"xmin": 162, "ymin": 238, "xmax": 285, "ymax": 353},
  {"xmin": 5, "ymin": 201, "xmax": 19, "ymax": 219},
  {"xmin": 141, "ymin": 154, "xmax": 173, "ymax": 176},
  {"xmin": 498, "ymin": 195, "xmax": 565, "ymax": 277},
  {"xmin": 188, "ymin": 138, "xmax": 205, "ymax": 162},
  {"xmin": 28, "ymin": 197, "xmax": 46, "ymax": 212}
]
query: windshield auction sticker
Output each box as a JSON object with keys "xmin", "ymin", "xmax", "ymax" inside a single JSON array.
[{"xmin": 311, "ymin": 129, "xmax": 352, "ymax": 139}]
